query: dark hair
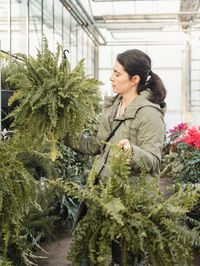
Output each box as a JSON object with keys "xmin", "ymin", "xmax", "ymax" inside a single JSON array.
[{"xmin": 117, "ymin": 49, "xmax": 166, "ymax": 104}]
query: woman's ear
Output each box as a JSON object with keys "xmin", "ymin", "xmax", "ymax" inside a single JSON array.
[{"xmin": 130, "ymin": 75, "xmax": 140, "ymax": 85}]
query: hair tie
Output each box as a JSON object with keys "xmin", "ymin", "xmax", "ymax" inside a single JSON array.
[{"xmin": 149, "ymin": 70, "xmax": 153, "ymax": 76}]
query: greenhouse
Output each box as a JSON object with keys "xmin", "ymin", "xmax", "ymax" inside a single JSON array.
[{"xmin": 0, "ymin": 0, "xmax": 200, "ymax": 265}]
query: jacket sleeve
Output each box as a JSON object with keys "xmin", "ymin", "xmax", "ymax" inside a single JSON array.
[
  {"xmin": 75, "ymin": 99, "xmax": 115, "ymax": 155},
  {"xmin": 77, "ymin": 133, "xmax": 102, "ymax": 155},
  {"xmin": 130, "ymin": 106, "xmax": 165, "ymax": 174},
  {"xmin": 64, "ymin": 98, "xmax": 114, "ymax": 156},
  {"xmin": 76, "ymin": 114, "xmax": 110, "ymax": 155},
  {"xmin": 63, "ymin": 131, "xmax": 102, "ymax": 156}
]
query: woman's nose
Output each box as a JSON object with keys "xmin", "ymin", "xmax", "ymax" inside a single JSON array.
[{"xmin": 110, "ymin": 73, "xmax": 114, "ymax": 81}]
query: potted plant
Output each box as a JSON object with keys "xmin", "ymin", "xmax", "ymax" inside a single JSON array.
[
  {"xmin": 65, "ymin": 146, "xmax": 200, "ymax": 266},
  {"xmin": 6, "ymin": 37, "xmax": 102, "ymax": 160}
]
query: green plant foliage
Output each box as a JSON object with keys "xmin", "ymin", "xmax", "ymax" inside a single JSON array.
[
  {"xmin": 6, "ymin": 37, "xmax": 102, "ymax": 160},
  {"xmin": 0, "ymin": 255, "xmax": 12, "ymax": 266},
  {"xmin": 1, "ymin": 59, "xmax": 25, "ymax": 90},
  {"xmin": 162, "ymin": 149, "xmax": 200, "ymax": 184},
  {"xmin": 51, "ymin": 143, "xmax": 94, "ymax": 226},
  {"xmin": 0, "ymin": 138, "xmax": 41, "ymax": 264},
  {"xmin": 17, "ymin": 140, "xmax": 93, "ymax": 235},
  {"xmin": 0, "ymin": 136, "xmax": 69, "ymax": 265},
  {"xmin": 0, "ymin": 40, "xmax": 101, "ymax": 264},
  {"xmin": 174, "ymin": 144, "xmax": 200, "ymax": 184},
  {"xmin": 1, "ymin": 231, "xmax": 41, "ymax": 266},
  {"xmin": 162, "ymin": 140, "xmax": 200, "ymax": 224},
  {"xmin": 0, "ymin": 138, "xmax": 38, "ymax": 249},
  {"xmin": 23, "ymin": 179, "xmax": 60, "ymax": 240},
  {"xmin": 161, "ymin": 151, "xmax": 185, "ymax": 182},
  {"xmin": 56, "ymin": 143, "xmax": 94, "ymax": 183},
  {"xmin": 63, "ymin": 145, "xmax": 200, "ymax": 266},
  {"xmin": 17, "ymin": 144, "xmax": 58, "ymax": 181},
  {"xmin": 0, "ymin": 52, "xmax": 10, "ymax": 61}
]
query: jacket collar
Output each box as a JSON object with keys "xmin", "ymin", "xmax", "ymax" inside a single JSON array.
[
  {"xmin": 124, "ymin": 90, "xmax": 166, "ymax": 119},
  {"xmin": 104, "ymin": 90, "xmax": 166, "ymax": 120},
  {"xmin": 103, "ymin": 94, "xmax": 121, "ymax": 108}
]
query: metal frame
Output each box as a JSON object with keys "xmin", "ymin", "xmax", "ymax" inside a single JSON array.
[
  {"xmin": 60, "ymin": 0, "xmax": 106, "ymax": 46},
  {"xmin": 92, "ymin": 0, "xmax": 175, "ymax": 2},
  {"xmin": 94, "ymin": 12, "xmax": 200, "ymax": 27},
  {"xmin": 104, "ymin": 40, "xmax": 187, "ymax": 46},
  {"xmin": 8, "ymin": 0, "xmax": 11, "ymax": 52},
  {"xmin": 95, "ymin": 11, "xmax": 200, "ymax": 19},
  {"xmin": 93, "ymin": 10, "xmax": 200, "ymax": 42}
]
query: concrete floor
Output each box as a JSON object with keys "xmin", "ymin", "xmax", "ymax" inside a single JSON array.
[
  {"xmin": 36, "ymin": 229, "xmax": 200, "ymax": 266},
  {"xmin": 36, "ymin": 228, "xmax": 72, "ymax": 266}
]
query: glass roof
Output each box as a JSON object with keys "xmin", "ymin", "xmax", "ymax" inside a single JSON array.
[
  {"xmin": 77, "ymin": 0, "xmax": 200, "ymax": 45},
  {"xmin": 88, "ymin": 0, "xmax": 180, "ymax": 16}
]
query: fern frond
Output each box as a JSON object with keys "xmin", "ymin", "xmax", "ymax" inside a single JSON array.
[
  {"xmin": 65, "ymin": 145, "xmax": 200, "ymax": 265},
  {"xmin": 5, "ymin": 37, "xmax": 102, "ymax": 161}
]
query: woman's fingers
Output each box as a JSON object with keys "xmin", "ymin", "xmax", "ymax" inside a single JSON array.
[
  {"xmin": 118, "ymin": 139, "xmax": 132, "ymax": 150},
  {"xmin": 118, "ymin": 139, "xmax": 128, "ymax": 146}
]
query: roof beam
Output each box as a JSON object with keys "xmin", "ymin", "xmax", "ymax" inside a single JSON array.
[
  {"xmin": 179, "ymin": 0, "xmax": 200, "ymax": 28},
  {"xmin": 92, "ymin": 0, "xmax": 174, "ymax": 2},
  {"xmin": 94, "ymin": 11, "xmax": 200, "ymax": 22}
]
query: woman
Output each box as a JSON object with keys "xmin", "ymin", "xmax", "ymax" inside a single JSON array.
[
  {"xmin": 72, "ymin": 49, "xmax": 167, "ymax": 265},
  {"xmin": 77, "ymin": 49, "xmax": 166, "ymax": 179}
]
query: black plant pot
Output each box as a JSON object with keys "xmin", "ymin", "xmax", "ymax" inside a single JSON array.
[
  {"xmin": 1, "ymin": 89, "xmax": 15, "ymax": 108},
  {"xmin": 1, "ymin": 89, "xmax": 18, "ymax": 129}
]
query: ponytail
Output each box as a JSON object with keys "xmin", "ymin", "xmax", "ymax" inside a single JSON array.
[
  {"xmin": 137, "ymin": 71, "xmax": 166, "ymax": 105},
  {"xmin": 116, "ymin": 49, "xmax": 167, "ymax": 104}
]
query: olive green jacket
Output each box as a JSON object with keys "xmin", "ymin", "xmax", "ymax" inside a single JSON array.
[{"xmin": 78, "ymin": 90, "xmax": 166, "ymax": 179}]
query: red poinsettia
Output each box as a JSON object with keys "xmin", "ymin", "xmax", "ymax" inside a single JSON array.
[
  {"xmin": 167, "ymin": 123, "xmax": 200, "ymax": 151},
  {"xmin": 181, "ymin": 126, "xmax": 200, "ymax": 150},
  {"xmin": 167, "ymin": 123, "xmax": 188, "ymax": 141}
]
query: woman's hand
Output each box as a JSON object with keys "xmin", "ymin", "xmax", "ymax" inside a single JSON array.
[{"xmin": 118, "ymin": 139, "xmax": 132, "ymax": 151}]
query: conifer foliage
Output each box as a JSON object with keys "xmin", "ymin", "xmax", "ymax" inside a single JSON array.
[
  {"xmin": 6, "ymin": 37, "xmax": 102, "ymax": 160},
  {"xmin": 65, "ymin": 146, "xmax": 200, "ymax": 266}
]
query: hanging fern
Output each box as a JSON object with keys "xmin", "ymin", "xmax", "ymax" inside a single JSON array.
[
  {"xmin": 63, "ymin": 145, "xmax": 200, "ymax": 266},
  {"xmin": 6, "ymin": 37, "xmax": 102, "ymax": 160},
  {"xmin": 0, "ymin": 52, "xmax": 10, "ymax": 61},
  {"xmin": 0, "ymin": 138, "xmax": 40, "ymax": 261},
  {"xmin": 22, "ymin": 180, "xmax": 60, "ymax": 240},
  {"xmin": 0, "ymin": 255, "xmax": 12, "ymax": 266},
  {"xmin": 1, "ymin": 59, "xmax": 25, "ymax": 90}
]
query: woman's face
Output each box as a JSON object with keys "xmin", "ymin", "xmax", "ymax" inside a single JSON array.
[{"xmin": 110, "ymin": 60, "xmax": 137, "ymax": 96}]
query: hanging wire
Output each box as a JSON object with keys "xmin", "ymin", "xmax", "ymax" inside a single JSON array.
[{"xmin": 0, "ymin": 50, "xmax": 23, "ymax": 62}]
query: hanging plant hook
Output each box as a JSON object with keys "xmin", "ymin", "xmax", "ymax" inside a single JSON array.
[{"xmin": 63, "ymin": 49, "xmax": 69, "ymax": 60}]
